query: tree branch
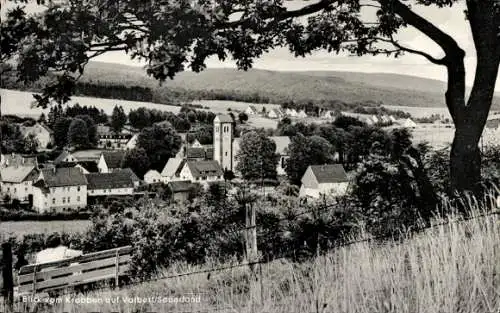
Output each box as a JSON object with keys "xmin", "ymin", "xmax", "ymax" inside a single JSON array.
[{"xmin": 387, "ymin": 36, "xmax": 447, "ymax": 65}]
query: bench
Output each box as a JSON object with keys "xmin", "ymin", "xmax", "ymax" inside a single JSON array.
[{"xmin": 16, "ymin": 246, "xmax": 132, "ymax": 295}]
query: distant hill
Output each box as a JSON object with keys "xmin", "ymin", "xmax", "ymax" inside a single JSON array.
[{"xmin": 80, "ymin": 62, "xmax": 500, "ymax": 109}]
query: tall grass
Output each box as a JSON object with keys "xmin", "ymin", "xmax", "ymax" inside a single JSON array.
[{"xmin": 12, "ymin": 197, "xmax": 500, "ymax": 313}]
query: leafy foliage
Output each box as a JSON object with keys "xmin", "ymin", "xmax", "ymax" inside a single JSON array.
[
  {"xmin": 111, "ymin": 105, "xmax": 127, "ymax": 133},
  {"xmin": 235, "ymin": 131, "xmax": 279, "ymax": 181},
  {"xmin": 137, "ymin": 124, "xmax": 182, "ymax": 171}
]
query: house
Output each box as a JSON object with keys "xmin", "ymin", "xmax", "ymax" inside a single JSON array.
[
  {"xmin": 379, "ymin": 115, "xmax": 391, "ymax": 124},
  {"xmin": 54, "ymin": 150, "xmax": 103, "ymax": 171},
  {"xmin": 97, "ymin": 151, "xmax": 125, "ymax": 173},
  {"xmin": 1, "ymin": 154, "xmax": 37, "ymax": 168},
  {"xmin": 267, "ymin": 108, "xmax": 285, "ymax": 119},
  {"xmin": 190, "ymin": 139, "xmax": 203, "ymax": 148},
  {"xmin": 286, "ymin": 108, "xmax": 298, "ymax": 117},
  {"xmin": 321, "ymin": 110, "xmax": 335, "ymax": 119},
  {"xmin": 0, "ymin": 165, "xmax": 38, "ymax": 202},
  {"xmin": 86, "ymin": 170, "xmax": 135, "ymax": 197},
  {"xmin": 96, "ymin": 125, "xmax": 134, "ymax": 150},
  {"xmin": 20, "ymin": 123, "xmax": 53, "ymax": 150},
  {"xmin": 125, "ymin": 134, "xmax": 139, "ymax": 150},
  {"xmin": 178, "ymin": 160, "xmax": 224, "ymax": 186},
  {"xmin": 399, "ymin": 118, "xmax": 417, "ymax": 128},
  {"xmin": 144, "ymin": 170, "xmax": 162, "ymax": 184},
  {"xmin": 121, "ymin": 168, "xmax": 141, "ymax": 188},
  {"xmin": 160, "ymin": 158, "xmax": 185, "ymax": 183},
  {"xmin": 297, "ymin": 109, "xmax": 308, "ymax": 118},
  {"xmin": 299, "ymin": 164, "xmax": 349, "ymax": 199},
  {"xmin": 389, "ymin": 115, "xmax": 397, "ymax": 123},
  {"xmin": 168, "ymin": 180, "xmax": 194, "ymax": 203},
  {"xmin": 245, "ymin": 106, "xmax": 258, "ymax": 115},
  {"xmin": 32, "ymin": 167, "xmax": 88, "ymax": 213}
]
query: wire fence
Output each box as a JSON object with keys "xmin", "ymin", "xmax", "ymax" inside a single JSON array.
[{"xmin": 1, "ymin": 205, "xmax": 499, "ymax": 313}]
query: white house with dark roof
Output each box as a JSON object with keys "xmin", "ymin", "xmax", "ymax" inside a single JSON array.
[
  {"xmin": 161, "ymin": 158, "xmax": 185, "ymax": 183},
  {"xmin": 245, "ymin": 105, "xmax": 258, "ymax": 115},
  {"xmin": 144, "ymin": 170, "xmax": 162, "ymax": 184},
  {"xmin": 19, "ymin": 123, "xmax": 54, "ymax": 150},
  {"xmin": 97, "ymin": 151, "xmax": 125, "ymax": 173},
  {"xmin": 286, "ymin": 108, "xmax": 298, "ymax": 117},
  {"xmin": 0, "ymin": 166, "xmax": 38, "ymax": 202},
  {"xmin": 0, "ymin": 154, "xmax": 39, "ymax": 202},
  {"xmin": 32, "ymin": 167, "xmax": 88, "ymax": 213},
  {"xmin": 178, "ymin": 160, "xmax": 224, "ymax": 186},
  {"xmin": 299, "ymin": 164, "xmax": 350, "ymax": 199},
  {"xmin": 86, "ymin": 170, "xmax": 135, "ymax": 197},
  {"xmin": 268, "ymin": 108, "xmax": 285, "ymax": 119},
  {"xmin": 297, "ymin": 109, "xmax": 308, "ymax": 118}
]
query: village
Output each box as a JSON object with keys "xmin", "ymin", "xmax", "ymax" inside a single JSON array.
[{"xmin": 1, "ymin": 101, "xmax": 500, "ymax": 215}]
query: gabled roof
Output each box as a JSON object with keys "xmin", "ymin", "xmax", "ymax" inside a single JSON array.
[
  {"xmin": 54, "ymin": 151, "xmax": 71, "ymax": 164},
  {"xmin": 247, "ymin": 105, "xmax": 257, "ymax": 112},
  {"xmin": 214, "ymin": 114, "xmax": 233, "ymax": 123},
  {"xmin": 169, "ymin": 180, "xmax": 193, "ymax": 193},
  {"xmin": 120, "ymin": 168, "xmax": 141, "ymax": 182},
  {"xmin": 101, "ymin": 151, "xmax": 125, "ymax": 168},
  {"xmin": 37, "ymin": 167, "xmax": 88, "ymax": 187},
  {"xmin": 86, "ymin": 171, "xmax": 134, "ymax": 190},
  {"xmin": 2, "ymin": 154, "xmax": 37, "ymax": 168},
  {"xmin": 71, "ymin": 150, "xmax": 103, "ymax": 162},
  {"xmin": 161, "ymin": 158, "xmax": 185, "ymax": 177},
  {"xmin": 186, "ymin": 147, "xmax": 206, "ymax": 159},
  {"xmin": 0, "ymin": 166, "xmax": 37, "ymax": 183},
  {"xmin": 269, "ymin": 136, "xmax": 291, "ymax": 155},
  {"xmin": 185, "ymin": 160, "xmax": 223, "ymax": 178},
  {"xmin": 308, "ymin": 164, "xmax": 349, "ymax": 184}
]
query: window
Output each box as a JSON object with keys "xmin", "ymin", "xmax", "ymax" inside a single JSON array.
[
  {"xmin": 77, "ymin": 186, "xmax": 81, "ymax": 192},
  {"xmin": 202, "ymin": 176, "xmax": 207, "ymax": 180},
  {"xmin": 77, "ymin": 196, "xmax": 80, "ymax": 202},
  {"xmin": 52, "ymin": 198, "xmax": 56, "ymax": 205},
  {"xmin": 215, "ymin": 126, "xmax": 219, "ymax": 132},
  {"xmin": 225, "ymin": 152, "xmax": 228, "ymax": 156},
  {"xmin": 62, "ymin": 197, "xmax": 66, "ymax": 204},
  {"xmin": 67, "ymin": 197, "xmax": 71, "ymax": 204}
]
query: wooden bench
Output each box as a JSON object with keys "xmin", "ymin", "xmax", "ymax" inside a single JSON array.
[{"xmin": 16, "ymin": 246, "xmax": 132, "ymax": 295}]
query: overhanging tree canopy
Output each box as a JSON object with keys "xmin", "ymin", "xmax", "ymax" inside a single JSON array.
[{"xmin": 1, "ymin": 0, "xmax": 499, "ymax": 193}]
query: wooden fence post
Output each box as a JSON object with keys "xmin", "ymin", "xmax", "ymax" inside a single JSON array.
[
  {"xmin": 1, "ymin": 242, "xmax": 14, "ymax": 312},
  {"xmin": 114, "ymin": 249, "xmax": 120, "ymax": 289}
]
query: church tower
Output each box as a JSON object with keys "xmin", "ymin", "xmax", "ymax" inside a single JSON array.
[{"xmin": 213, "ymin": 114, "xmax": 234, "ymax": 171}]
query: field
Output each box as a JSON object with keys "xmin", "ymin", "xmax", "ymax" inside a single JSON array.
[
  {"xmin": 0, "ymin": 88, "xmax": 279, "ymax": 128},
  {"xmin": 0, "ymin": 220, "xmax": 91, "ymax": 239},
  {"xmin": 13, "ymin": 203, "xmax": 499, "ymax": 313}
]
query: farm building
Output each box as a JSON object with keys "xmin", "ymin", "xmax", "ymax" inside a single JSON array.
[
  {"xmin": 97, "ymin": 151, "xmax": 126, "ymax": 173},
  {"xmin": 299, "ymin": 164, "xmax": 349, "ymax": 199},
  {"xmin": 86, "ymin": 170, "xmax": 136, "ymax": 197},
  {"xmin": 399, "ymin": 118, "xmax": 417, "ymax": 128},
  {"xmin": 245, "ymin": 105, "xmax": 258, "ymax": 115},
  {"xmin": 0, "ymin": 164, "xmax": 38, "ymax": 202},
  {"xmin": 168, "ymin": 180, "xmax": 194, "ymax": 203},
  {"xmin": 268, "ymin": 108, "xmax": 286, "ymax": 119},
  {"xmin": 144, "ymin": 170, "xmax": 162, "ymax": 184},
  {"xmin": 96, "ymin": 125, "xmax": 134, "ymax": 150},
  {"xmin": 32, "ymin": 167, "xmax": 88, "ymax": 213},
  {"xmin": 161, "ymin": 158, "xmax": 185, "ymax": 183},
  {"xmin": 297, "ymin": 109, "xmax": 308, "ymax": 118},
  {"xmin": 19, "ymin": 123, "xmax": 54, "ymax": 150},
  {"xmin": 286, "ymin": 108, "xmax": 298, "ymax": 117},
  {"xmin": 178, "ymin": 160, "xmax": 224, "ymax": 186}
]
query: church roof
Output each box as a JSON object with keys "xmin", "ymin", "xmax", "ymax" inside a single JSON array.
[{"xmin": 214, "ymin": 114, "xmax": 233, "ymax": 123}]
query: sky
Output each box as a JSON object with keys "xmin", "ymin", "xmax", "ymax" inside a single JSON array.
[{"xmin": 2, "ymin": 0, "xmax": 499, "ymax": 91}]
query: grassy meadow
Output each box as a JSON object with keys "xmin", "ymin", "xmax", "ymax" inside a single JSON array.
[
  {"xmin": 0, "ymin": 220, "xmax": 90, "ymax": 239},
  {"xmin": 14, "ymin": 200, "xmax": 499, "ymax": 313}
]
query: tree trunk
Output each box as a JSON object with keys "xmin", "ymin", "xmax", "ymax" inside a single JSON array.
[{"xmin": 447, "ymin": 0, "xmax": 500, "ymax": 195}]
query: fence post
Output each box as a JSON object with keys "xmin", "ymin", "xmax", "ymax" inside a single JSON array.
[
  {"xmin": 114, "ymin": 249, "xmax": 120, "ymax": 289},
  {"xmin": 1, "ymin": 242, "xmax": 14, "ymax": 312}
]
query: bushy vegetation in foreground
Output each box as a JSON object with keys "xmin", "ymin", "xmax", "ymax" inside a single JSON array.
[{"xmin": 17, "ymin": 197, "xmax": 500, "ymax": 313}]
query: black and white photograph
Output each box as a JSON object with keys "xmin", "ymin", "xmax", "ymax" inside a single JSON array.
[{"xmin": 0, "ymin": 0, "xmax": 499, "ymax": 312}]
